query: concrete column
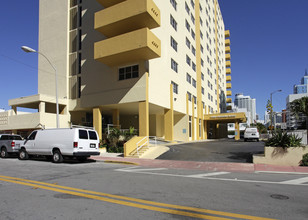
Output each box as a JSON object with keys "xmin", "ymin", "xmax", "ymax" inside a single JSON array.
[
  {"xmin": 39, "ymin": 102, "xmax": 46, "ymax": 113},
  {"xmin": 164, "ymin": 84, "xmax": 174, "ymax": 141},
  {"xmin": 93, "ymin": 107, "xmax": 102, "ymax": 141},
  {"xmin": 204, "ymin": 120, "xmax": 208, "ymax": 139},
  {"xmin": 139, "ymin": 101, "xmax": 149, "ymax": 137},
  {"xmin": 112, "ymin": 109, "xmax": 120, "ymax": 128},
  {"xmin": 192, "ymin": 97, "xmax": 195, "ymax": 141},
  {"xmin": 235, "ymin": 121, "xmax": 240, "ymax": 140},
  {"xmin": 12, "ymin": 106, "xmax": 17, "ymax": 115}
]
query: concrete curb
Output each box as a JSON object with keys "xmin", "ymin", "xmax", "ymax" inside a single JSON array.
[{"xmin": 91, "ymin": 155, "xmax": 308, "ymax": 173}]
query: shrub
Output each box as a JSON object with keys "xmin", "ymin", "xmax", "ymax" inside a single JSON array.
[
  {"xmin": 265, "ymin": 131, "xmax": 302, "ymax": 148},
  {"xmin": 301, "ymin": 153, "xmax": 308, "ymax": 166}
]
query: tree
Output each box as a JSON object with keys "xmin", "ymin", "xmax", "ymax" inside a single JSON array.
[
  {"xmin": 266, "ymin": 99, "xmax": 273, "ymax": 131},
  {"xmin": 290, "ymin": 97, "xmax": 308, "ymax": 143}
]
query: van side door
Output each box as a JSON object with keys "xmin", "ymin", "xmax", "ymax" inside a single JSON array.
[{"xmin": 24, "ymin": 131, "xmax": 38, "ymax": 154}]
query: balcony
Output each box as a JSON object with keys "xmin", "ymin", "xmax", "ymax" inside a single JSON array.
[
  {"xmin": 225, "ymin": 39, "xmax": 230, "ymax": 46},
  {"xmin": 94, "ymin": 28, "xmax": 161, "ymax": 66},
  {"xmin": 225, "ymin": 54, "xmax": 231, "ymax": 60},
  {"xmin": 226, "ymin": 75, "xmax": 231, "ymax": 82},
  {"xmin": 227, "ymin": 105, "xmax": 232, "ymax": 111},
  {"xmin": 226, "ymin": 83, "xmax": 232, "ymax": 89},
  {"xmin": 226, "ymin": 61, "xmax": 231, "ymax": 67},
  {"xmin": 227, "ymin": 90, "xmax": 232, "ymax": 96},
  {"xmin": 227, "ymin": 98, "xmax": 232, "ymax": 103},
  {"xmin": 95, "ymin": 0, "xmax": 160, "ymax": 38},
  {"xmin": 226, "ymin": 68, "xmax": 231, "ymax": 75},
  {"xmin": 225, "ymin": 30, "xmax": 230, "ymax": 38},
  {"xmin": 225, "ymin": 46, "xmax": 230, "ymax": 53},
  {"xmin": 96, "ymin": 0, "xmax": 126, "ymax": 8}
]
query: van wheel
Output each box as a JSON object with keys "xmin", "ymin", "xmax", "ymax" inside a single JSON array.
[
  {"xmin": 77, "ymin": 156, "xmax": 88, "ymax": 162},
  {"xmin": 19, "ymin": 149, "xmax": 29, "ymax": 160},
  {"xmin": 1, "ymin": 147, "xmax": 8, "ymax": 158},
  {"xmin": 52, "ymin": 150, "xmax": 63, "ymax": 163}
]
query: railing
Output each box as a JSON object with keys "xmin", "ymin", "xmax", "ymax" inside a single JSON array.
[
  {"xmin": 136, "ymin": 136, "xmax": 149, "ymax": 157},
  {"xmin": 149, "ymin": 136, "xmax": 157, "ymax": 146}
]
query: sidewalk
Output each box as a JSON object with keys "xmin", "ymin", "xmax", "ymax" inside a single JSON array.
[{"xmin": 91, "ymin": 154, "xmax": 308, "ymax": 174}]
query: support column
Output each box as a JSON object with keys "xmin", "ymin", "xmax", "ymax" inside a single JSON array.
[
  {"xmin": 12, "ymin": 106, "xmax": 17, "ymax": 115},
  {"xmin": 204, "ymin": 120, "xmax": 208, "ymax": 139},
  {"xmin": 39, "ymin": 102, "xmax": 46, "ymax": 113},
  {"xmin": 235, "ymin": 121, "xmax": 240, "ymax": 140},
  {"xmin": 112, "ymin": 109, "xmax": 120, "ymax": 128},
  {"xmin": 93, "ymin": 107, "xmax": 102, "ymax": 141},
  {"xmin": 164, "ymin": 84, "xmax": 174, "ymax": 141},
  {"xmin": 192, "ymin": 97, "xmax": 195, "ymax": 141},
  {"xmin": 139, "ymin": 72, "xmax": 149, "ymax": 137}
]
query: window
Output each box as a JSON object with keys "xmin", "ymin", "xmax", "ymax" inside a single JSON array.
[
  {"xmin": 185, "ymin": 19, "xmax": 190, "ymax": 32},
  {"xmin": 191, "ymin": 30, "xmax": 195, "ymax": 40},
  {"xmin": 192, "ymin": 79, "xmax": 196, "ymax": 88},
  {"xmin": 193, "ymin": 96, "xmax": 197, "ymax": 104},
  {"xmin": 186, "ymin": 55, "xmax": 191, "ymax": 66},
  {"xmin": 187, "ymin": 92, "xmax": 192, "ymax": 101},
  {"xmin": 185, "ymin": 2, "xmax": 190, "ymax": 15},
  {"xmin": 170, "ymin": 0, "xmax": 177, "ymax": 10},
  {"xmin": 28, "ymin": 131, "xmax": 37, "ymax": 140},
  {"xmin": 186, "ymin": 37, "xmax": 191, "ymax": 49},
  {"xmin": 78, "ymin": 76, "xmax": 81, "ymax": 98},
  {"xmin": 200, "ymin": 18, "xmax": 203, "ymax": 26},
  {"xmin": 200, "ymin": 31, "xmax": 203, "ymax": 39},
  {"xmin": 170, "ymin": 36, "xmax": 177, "ymax": 51},
  {"xmin": 201, "ymin": 45, "xmax": 204, "ymax": 53},
  {"xmin": 119, "ymin": 65, "xmax": 139, "ymax": 80},
  {"xmin": 190, "ymin": 0, "xmax": 195, "ymax": 9},
  {"xmin": 171, "ymin": 81, "xmax": 178, "ymax": 94},
  {"xmin": 192, "ymin": 62, "xmax": 196, "ymax": 71},
  {"xmin": 88, "ymin": 131, "xmax": 98, "ymax": 140},
  {"xmin": 202, "ymin": 87, "xmax": 204, "ymax": 94},
  {"xmin": 79, "ymin": 129, "xmax": 88, "ymax": 139},
  {"xmin": 201, "ymin": 59, "xmax": 204, "ymax": 67},
  {"xmin": 208, "ymin": 93, "xmax": 211, "ymax": 100},
  {"xmin": 191, "ymin": 14, "xmax": 195, "ymax": 24},
  {"xmin": 201, "ymin": 73, "xmax": 204, "ymax": 80},
  {"xmin": 171, "ymin": 59, "xmax": 178, "ymax": 72},
  {"xmin": 189, "ymin": 116, "xmax": 192, "ymax": 137},
  {"xmin": 170, "ymin": 15, "xmax": 177, "ymax": 31},
  {"xmin": 191, "ymin": 46, "xmax": 196, "ymax": 56},
  {"xmin": 78, "ymin": 6, "xmax": 82, "ymax": 27},
  {"xmin": 186, "ymin": 73, "xmax": 191, "ymax": 84}
]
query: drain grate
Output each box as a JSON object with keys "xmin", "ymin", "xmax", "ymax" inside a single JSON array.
[{"xmin": 270, "ymin": 194, "xmax": 289, "ymax": 200}]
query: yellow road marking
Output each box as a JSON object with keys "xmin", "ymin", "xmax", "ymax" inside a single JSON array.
[{"xmin": 0, "ymin": 175, "xmax": 276, "ymax": 220}]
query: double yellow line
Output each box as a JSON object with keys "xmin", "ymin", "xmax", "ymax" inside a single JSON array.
[{"xmin": 0, "ymin": 175, "xmax": 275, "ymax": 220}]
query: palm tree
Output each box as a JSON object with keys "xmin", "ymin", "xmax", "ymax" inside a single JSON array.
[{"xmin": 290, "ymin": 97, "xmax": 308, "ymax": 142}]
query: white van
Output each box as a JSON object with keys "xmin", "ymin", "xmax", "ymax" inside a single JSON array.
[{"xmin": 18, "ymin": 127, "xmax": 100, "ymax": 163}]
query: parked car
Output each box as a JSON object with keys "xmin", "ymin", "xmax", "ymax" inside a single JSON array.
[
  {"xmin": 0, "ymin": 134, "xmax": 24, "ymax": 158},
  {"xmin": 18, "ymin": 127, "xmax": 100, "ymax": 163},
  {"xmin": 244, "ymin": 128, "xmax": 260, "ymax": 142}
]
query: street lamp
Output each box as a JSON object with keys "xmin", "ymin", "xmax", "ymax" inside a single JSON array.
[
  {"xmin": 21, "ymin": 46, "xmax": 59, "ymax": 128},
  {"xmin": 270, "ymin": 89, "xmax": 282, "ymax": 131}
]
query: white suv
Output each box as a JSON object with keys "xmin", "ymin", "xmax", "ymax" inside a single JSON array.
[{"xmin": 244, "ymin": 128, "xmax": 260, "ymax": 142}]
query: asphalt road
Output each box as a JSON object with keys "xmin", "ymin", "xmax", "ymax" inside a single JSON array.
[
  {"xmin": 0, "ymin": 158, "xmax": 307, "ymax": 220},
  {"xmin": 158, "ymin": 139, "xmax": 265, "ymax": 163}
]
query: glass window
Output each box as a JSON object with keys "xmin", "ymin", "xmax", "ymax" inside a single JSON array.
[
  {"xmin": 186, "ymin": 55, "xmax": 191, "ymax": 66},
  {"xmin": 170, "ymin": 0, "xmax": 177, "ymax": 10},
  {"xmin": 28, "ymin": 131, "xmax": 37, "ymax": 140},
  {"xmin": 192, "ymin": 79, "xmax": 196, "ymax": 88},
  {"xmin": 171, "ymin": 81, "xmax": 178, "ymax": 94},
  {"xmin": 88, "ymin": 130, "xmax": 98, "ymax": 140},
  {"xmin": 79, "ymin": 129, "xmax": 88, "ymax": 139},
  {"xmin": 171, "ymin": 59, "xmax": 178, "ymax": 73},
  {"xmin": 170, "ymin": 36, "xmax": 178, "ymax": 51},
  {"xmin": 119, "ymin": 65, "xmax": 139, "ymax": 80},
  {"xmin": 170, "ymin": 15, "xmax": 177, "ymax": 31},
  {"xmin": 186, "ymin": 37, "xmax": 191, "ymax": 49},
  {"xmin": 186, "ymin": 73, "xmax": 191, "ymax": 84}
]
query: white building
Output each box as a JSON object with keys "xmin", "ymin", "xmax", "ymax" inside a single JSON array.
[
  {"xmin": 234, "ymin": 93, "xmax": 256, "ymax": 125},
  {"xmin": 286, "ymin": 93, "xmax": 308, "ymax": 129}
]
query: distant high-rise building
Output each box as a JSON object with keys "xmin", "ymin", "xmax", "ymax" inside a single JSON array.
[
  {"xmin": 293, "ymin": 70, "xmax": 308, "ymax": 94},
  {"xmin": 234, "ymin": 93, "xmax": 256, "ymax": 125},
  {"xmin": 287, "ymin": 70, "xmax": 308, "ymax": 129}
]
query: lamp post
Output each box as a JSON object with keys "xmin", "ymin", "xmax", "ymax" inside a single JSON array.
[
  {"xmin": 270, "ymin": 89, "xmax": 282, "ymax": 131},
  {"xmin": 21, "ymin": 46, "xmax": 59, "ymax": 128}
]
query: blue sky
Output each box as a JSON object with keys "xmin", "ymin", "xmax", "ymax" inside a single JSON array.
[{"xmin": 0, "ymin": 0, "xmax": 307, "ymax": 120}]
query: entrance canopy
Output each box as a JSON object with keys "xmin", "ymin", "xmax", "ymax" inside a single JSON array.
[{"xmin": 204, "ymin": 112, "xmax": 246, "ymax": 123}]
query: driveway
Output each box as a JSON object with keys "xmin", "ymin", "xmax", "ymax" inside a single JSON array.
[{"xmin": 157, "ymin": 139, "xmax": 265, "ymax": 163}]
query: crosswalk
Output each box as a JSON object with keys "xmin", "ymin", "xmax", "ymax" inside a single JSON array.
[{"xmin": 115, "ymin": 166, "xmax": 308, "ymax": 186}]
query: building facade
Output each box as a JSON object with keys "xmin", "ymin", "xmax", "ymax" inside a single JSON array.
[
  {"xmin": 1, "ymin": 0, "xmax": 246, "ymax": 142},
  {"xmin": 234, "ymin": 93, "xmax": 256, "ymax": 125}
]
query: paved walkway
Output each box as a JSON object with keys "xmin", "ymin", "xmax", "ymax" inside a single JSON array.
[{"xmin": 91, "ymin": 154, "xmax": 308, "ymax": 173}]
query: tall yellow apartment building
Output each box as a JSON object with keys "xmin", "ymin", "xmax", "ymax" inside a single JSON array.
[{"xmin": 0, "ymin": 0, "xmax": 245, "ymax": 141}]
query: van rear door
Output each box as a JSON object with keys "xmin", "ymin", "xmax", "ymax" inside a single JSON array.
[{"xmin": 77, "ymin": 129, "xmax": 98, "ymax": 153}]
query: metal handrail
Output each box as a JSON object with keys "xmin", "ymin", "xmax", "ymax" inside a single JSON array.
[{"xmin": 136, "ymin": 136, "xmax": 149, "ymax": 156}]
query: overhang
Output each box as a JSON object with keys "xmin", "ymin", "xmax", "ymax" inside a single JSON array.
[{"xmin": 204, "ymin": 112, "xmax": 247, "ymax": 123}]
